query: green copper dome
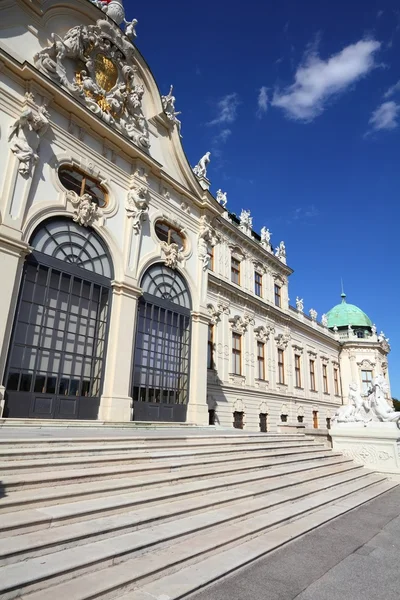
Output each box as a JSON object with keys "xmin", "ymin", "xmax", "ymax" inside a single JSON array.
[{"xmin": 327, "ymin": 294, "xmax": 373, "ymax": 329}]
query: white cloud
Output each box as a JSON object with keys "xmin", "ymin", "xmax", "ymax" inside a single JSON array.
[
  {"xmin": 368, "ymin": 100, "xmax": 400, "ymax": 131},
  {"xmin": 257, "ymin": 86, "xmax": 269, "ymax": 117},
  {"xmin": 208, "ymin": 93, "xmax": 240, "ymax": 126},
  {"xmin": 211, "ymin": 129, "xmax": 232, "ymax": 158},
  {"xmin": 271, "ymin": 39, "xmax": 381, "ymax": 121},
  {"xmin": 384, "ymin": 79, "xmax": 400, "ymax": 98}
]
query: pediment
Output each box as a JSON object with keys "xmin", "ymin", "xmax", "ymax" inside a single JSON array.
[{"xmin": 34, "ymin": 18, "xmax": 150, "ymax": 150}]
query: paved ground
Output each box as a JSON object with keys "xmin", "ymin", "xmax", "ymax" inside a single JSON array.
[{"xmin": 191, "ymin": 485, "xmax": 400, "ymax": 600}]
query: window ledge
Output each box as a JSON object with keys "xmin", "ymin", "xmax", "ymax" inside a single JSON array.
[{"xmin": 295, "ymin": 386, "xmax": 304, "ymax": 390}]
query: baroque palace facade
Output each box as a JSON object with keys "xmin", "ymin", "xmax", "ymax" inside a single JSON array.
[{"xmin": 0, "ymin": 0, "xmax": 392, "ymax": 429}]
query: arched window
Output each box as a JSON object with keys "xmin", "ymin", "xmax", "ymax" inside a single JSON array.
[
  {"xmin": 132, "ymin": 264, "xmax": 192, "ymax": 422},
  {"xmin": 140, "ymin": 263, "xmax": 191, "ymax": 310},
  {"xmin": 31, "ymin": 218, "xmax": 113, "ymax": 279},
  {"xmin": 58, "ymin": 165, "xmax": 108, "ymax": 208},
  {"xmin": 4, "ymin": 218, "xmax": 113, "ymax": 420}
]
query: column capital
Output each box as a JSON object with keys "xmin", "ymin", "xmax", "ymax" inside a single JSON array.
[{"xmin": 111, "ymin": 280, "xmax": 142, "ymax": 299}]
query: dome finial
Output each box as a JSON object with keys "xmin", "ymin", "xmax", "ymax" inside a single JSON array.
[{"xmin": 341, "ymin": 278, "xmax": 346, "ymax": 303}]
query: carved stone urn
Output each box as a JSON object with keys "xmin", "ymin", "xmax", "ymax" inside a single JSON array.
[{"xmin": 106, "ymin": 0, "xmax": 125, "ymax": 25}]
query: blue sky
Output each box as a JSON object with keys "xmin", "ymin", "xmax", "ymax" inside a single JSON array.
[{"xmin": 126, "ymin": 0, "xmax": 400, "ymax": 395}]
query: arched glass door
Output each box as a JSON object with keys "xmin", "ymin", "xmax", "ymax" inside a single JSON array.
[
  {"xmin": 132, "ymin": 264, "xmax": 192, "ymax": 422},
  {"xmin": 4, "ymin": 218, "xmax": 113, "ymax": 419}
]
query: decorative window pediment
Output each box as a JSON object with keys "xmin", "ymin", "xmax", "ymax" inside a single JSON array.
[
  {"xmin": 254, "ymin": 325, "xmax": 274, "ymax": 343},
  {"xmin": 275, "ymin": 332, "xmax": 291, "ymax": 350},
  {"xmin": 229, "ymin": 313, "xmax": 254, "ymax": 334}
]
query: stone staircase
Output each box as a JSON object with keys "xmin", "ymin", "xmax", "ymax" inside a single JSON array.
[{"xmin": 0, "ymin": 431, "xmax": 396, "ymax": 600}]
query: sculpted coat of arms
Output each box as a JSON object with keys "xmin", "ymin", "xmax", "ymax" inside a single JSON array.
[{"xmin": 34, "ymin": 18, "xmax": 150, "ymax": 149}]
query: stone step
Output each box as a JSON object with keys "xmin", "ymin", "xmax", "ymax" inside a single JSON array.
[
  {"xmin": 0, "ymin": 433, "xmax": 308, "ymax": 452},
  {"xmin": 0, "ymin": 456, "xmax": 352, "ymax": 526},
  {"xmin": 0, "ymin": 465, "xmax": 367, "ymax": 564},
  {"xmin": 0, "ymin": 439, "xmax": 315, "ymax": 461},
  {"xmin": 1, "ymin": 451, "xmax": 351, "ymax": 512},
  {"xmin": 1, "ymin": 447, "xmax": 336, "ymax": 493},
  {"xmin": 0, "ymin": 442, "xmax": 324, "ymax": 473},
  {"xmin": 118, "ymin": 481, "xmax": 398, "ymax": 600},
  {"xmin": 1, "ymin": 475, "xmax": 390, "ymax": 600}
]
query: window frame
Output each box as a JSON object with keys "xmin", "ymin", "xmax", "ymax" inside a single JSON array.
[
  {"xmin": 294, "ymin": 354, "xmax": 302, "ymax": 388},
  {"xmin": 361, "ymin": 370, "xmax": 373, "ymax": 395},
  {"xmin": 254, "ymin": 271, "xmax": 263, "ymax": 297},
  {"xmin": 232, "ymin": 332, "xmax": 242, "ymax": 375},
  {"xmin": 274, "ymin": 284, "xmax": 282, "ymax": 308},
  {"xmin": 257, "ymin": 341, "xmax": 266, "ymax": 380},
  {"xmin": 309, "ymin": 359, "xmax": 316, "ymax": 391},
  {"xmin": 231, "ymin": 257, "xmax": 241, "ymax": 286},
  {"xmin": 207, "ymin": 323, "xmax": 215, "ymax": 370},
  {"xmin": 278, "ymin": 348, "xmax": 285, "ymax": 384},
  {"xmin": 58, "ymin": 165, "xmax": 108, "ymax": 208},
  {"xmin": 334, "ymin": 367, "xmax": 340, "ymax": 396},
  {"xmin": 208, "ymin": 245, "xmax": 215, "ymax": 271},
  {"xmin": 323, "ymin": 363, "xmax": 329, "ymax": 394},
  {"xmin": 154, "ymin": 220, "xmax": 186, "ymax": 250}
]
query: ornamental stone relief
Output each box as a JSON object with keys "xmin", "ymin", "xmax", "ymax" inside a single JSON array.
[
  {"xmin": 126, "ymin": 184, "xmax": 149, "ymax": 234},
  {"xmin": 229, "ymin": 313, "xmax": 255, "ymax": 335},
  {"xmin": 161, "ymin": 242, "xmax": 183, "ymax": 269},
  {"xmin": 207, "ymin": 301, "xmax": 230, "ymax": 325},
  {"xmin": 198, "ymin": 216, "xmax": 221, "ymax": 271},
  {"xmin": 9, "ymin": 95, "xmax": 51, "ymax": 176},
  {"xmin": 66, "ymin": 190, "xmax": 103, "ymax": 227},
  {"xmin": 34, "ymin": 18, "xmax": 150, "ymax": 149},
  {"xmin": 254, "ymin": 325, "xmax": 274, "ymax": 343}
]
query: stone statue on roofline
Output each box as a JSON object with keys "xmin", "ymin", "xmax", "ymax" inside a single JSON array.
[
  {"xmin": 216, "ymin": 189, "xmax": 227, "ymax": 208},
  {"xmin": 193, "ymin": 152, "xmax": 211, "ymax": 178},
  {"xmin": 161, "ymin": 85, "xmax": 182, "ymax": 136}
]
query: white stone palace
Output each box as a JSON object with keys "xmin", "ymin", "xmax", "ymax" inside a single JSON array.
[{"xmin": 0, "ymin": 0, "xmax": 393, "ymax": 429}]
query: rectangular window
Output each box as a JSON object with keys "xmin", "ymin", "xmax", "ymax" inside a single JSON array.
[
  {"xmin": 323, "ymin": 364, "xmax": 329, "ymax": 394},
  {"xmin": 207, "ymin": 324, "xmax": 214, "ymax": 369},
  {"xmin": 232, "ymin": 333, "xmax": 242, "ymax": 375},
  {"xmin": 295, "ymin": 354, "xmax": 302, "ymax": 388},
  {"xmin": 257, "ymin": 341, "xmax": 266, "ymax": 380},
  {"xmin": 313, "ymin": 410, "xmax": 319, "ymax": 429},
  {"xmin": 309, "ymin": 360, "xmax": 316, "ymax": 391},
  {"xmin": 334, "ymin": 368, "xmax": 340, "ymax": 396},
  {"xmin": 362, "ymin": 370, "xmax": 373, "ymax": 394},
  {"xmin": 278, "ymin": 349, "xmax": 285, "ymax": 384},
  {"xmin": 208, "ymin": 245, "xmax": 214, "ymax": 271},
  {"xmin": 231, "ymin": 257, "xmax": 240, "ymax": 285},
  {"xmin": 274, "ymin": 284, "xmax": 281, "ymax": 308},
  {"xmin": 254, "ymin": 271, "xmax": 263, "ymax": 297}
]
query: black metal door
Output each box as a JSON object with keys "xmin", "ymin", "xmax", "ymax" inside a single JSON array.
[
  {"xmin": 132, "ymin": 264, "xmax": 192, "ymax": 423},
  {"xmin": 233, "ymin": 411, "xmax": 244, "ymax": 429},
  {"xmin": 259, "ymin": 413, "xmax": 268, "ymax": 432},
  {"xmin": 4, "ymin": 218, "xmax": 113, "ymax": 420}
]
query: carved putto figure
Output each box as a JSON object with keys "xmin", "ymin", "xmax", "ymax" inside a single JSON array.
[
  {"xmin": 296, "ymin": 297, "xmax": 304, "ymax": 313},
  {"xmin": 34, "ymin": 18, "xmax": 150, "ymax": 149},
  {"xmin": 9, "ymin": 101, "xmax": 50, "ymax": 176},
  {"xmin": 275, "ymin": 241, "xmax": 286, "ymax": 261},
  {"xmin": 309, "ymin": 308, "xmax": 318, "ymax": 321},
  {"xmin": 126, "ymin": 184, "xmax": 150, "ymax": 234},
  {"xmin": 198, "ymin": 215, "xmax": 221, "ymax": 270},
  {"xmin": 67, "ymin": 192, "xmax": 102, "ymax": 227},
  {"xmin": 193, "ymin": 152, "xmax": 211, "ymax": 178},
  {"xmin": 321, "ymin": 314, "xmax": 328, "ymax": 327},
  {"xmin": 161, "ymin": 242, "xmax": 182, "ymax": 269},
  {"xmin": 124, "ymin": 19, "xmax": 138, "ymax": 40},
  {"xmin": 333, "ymin": 383, "xmax": 366, "ymax": 423},
  {"xmin": 372, "ymin": 324, "xmax": 377, "ymax": 335},
  {"xmin": 161, "ymin": 85, "xmax": 182, "ymax": 136},
  {"xmin": 216, "ymin": 189, "xmax": 228, "ymax": 208}
]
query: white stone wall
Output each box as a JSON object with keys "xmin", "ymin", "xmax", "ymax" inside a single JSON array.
[{"xmin": 0, "ymin": 0, "xmax": 392, "ymax": 428}]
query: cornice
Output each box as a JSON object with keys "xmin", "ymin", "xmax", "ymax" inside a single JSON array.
[{"xmin": 217, "ymin": 219, "xmax": 293, "ymax": 276}]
